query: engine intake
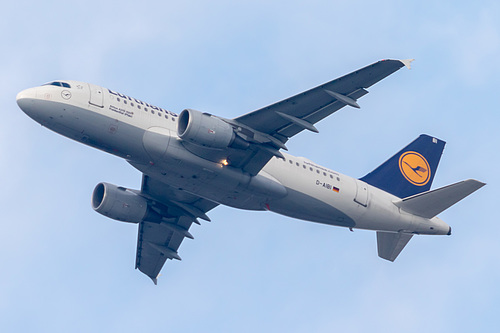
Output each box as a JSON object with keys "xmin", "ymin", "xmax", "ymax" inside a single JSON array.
[
  {"xmin": 92, "ymin": 182, "xmax": 161, "ymax": 223},
  {"xmin": 177, "ymin": 109, "xmax": 235, "ymax": 149}
]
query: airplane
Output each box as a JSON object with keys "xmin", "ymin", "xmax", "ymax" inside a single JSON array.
[{"xmin": 16, "ymin": 59, "xmax": 485, "ymax": 284}]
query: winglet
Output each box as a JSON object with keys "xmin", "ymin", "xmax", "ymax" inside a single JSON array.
[{"xmin": 400, "ymin": 59, "xmax": 415, "ymax": 69}]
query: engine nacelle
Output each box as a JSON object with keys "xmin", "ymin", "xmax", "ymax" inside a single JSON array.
[
  {"xmin": 92, "ymin": 182, "xmax": 161, "ymax": 223},
  {"xmin": 177, "ymin": 108, "xmax": 235, "ymax": 149}
]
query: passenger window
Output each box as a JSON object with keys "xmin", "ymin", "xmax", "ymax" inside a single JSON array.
[
  {"xmin": 151, "ymin": 110, "xmax": 155, "ymax": 115},
  {"xmin": 117, "ymin": 98, "xmax": 121, "ymax": 102},
  {"xmin": 316, "ymin": 170, "xmax": 320, "ymax": 174},
  {"xmin": 289, "ymin": 160, "xmax": 293, "ymax": 164},
  {"xmin": 138, "ymin": 105, "xmax": 141, "ymax": 110},
  {"xmin": 164, "ymin": 115, "xmax": 168, "ymax": 119},
  {"xmin": 124, "ymin": 100, "xmax": 127, "ymax": 105},
  {"xmin": 296, "ymin": 162, "xmax": 299, "ymax": 167},
  {"xmin": 303, "ymin": 165, "xmax": 306, "ymax": 169},
  {"xmin": 309, "ymin": 167, "xmax": 313, "ymax": 171},
  {"xmin": 131, "ymin": 103, "xmax": 134, "ymax": 107},
  {"xmin": 323, "ymin": 172, "xmax": 326, "ymax": 176}
]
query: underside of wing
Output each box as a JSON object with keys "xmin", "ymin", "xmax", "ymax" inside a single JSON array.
[
  {"xmin": 136, "ymin": 216, "xmax": 194, "ymax": 284},
  {"xmin": 135, "ymin": 175, "xmax": 218, "ymax": 284},
  {"xmin": 233, "ymin": 59, "xmax": 410, "ymax": 141},
  {"xmin": 172, "ymin": 60, "xmax": 411, "ymax": 178},
  {"xmin": 225, "ymin": 59, "xmax": 411, "ymax": 175}
]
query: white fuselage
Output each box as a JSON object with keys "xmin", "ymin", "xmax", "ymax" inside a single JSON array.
[{"xmin": 16, "ymin": 81, "xmax": 450, "ymax": 235}]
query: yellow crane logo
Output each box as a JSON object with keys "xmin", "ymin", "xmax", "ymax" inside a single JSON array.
[{"xmin": 399, "ymin": 151, "xmax": 431, "ymax": 186}]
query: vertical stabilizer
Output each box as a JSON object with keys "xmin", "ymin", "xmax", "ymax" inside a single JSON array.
[{"xmin": 361, "ymin": 134, "xmax": 445, "ymax": 198}]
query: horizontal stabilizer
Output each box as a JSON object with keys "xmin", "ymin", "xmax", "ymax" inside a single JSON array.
[
  {"xmin": 394, "ymin": 179, "xmax": 485, "ymax": 219},
  {"xmin": 377, "ymin": 231, "xmax": 413, "ymax": 261}
]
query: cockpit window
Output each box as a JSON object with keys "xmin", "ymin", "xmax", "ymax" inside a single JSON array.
[{"xmin": 43, "ymin": 81, "xmax": 71, "ymax": 88}]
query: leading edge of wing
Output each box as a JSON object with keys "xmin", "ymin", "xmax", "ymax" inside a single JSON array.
[{"xmin": 233, "ymin": 59, "xmax": 412, "ymax": 140}]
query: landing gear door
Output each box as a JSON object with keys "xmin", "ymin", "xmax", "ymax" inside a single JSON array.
[
  {"xmin": 354, "ymin": 180, "xmax": 369, "ymax": 207},
  {"xmin": 88, "ymin": 83, "xmax": 104, "ymax": 108}
]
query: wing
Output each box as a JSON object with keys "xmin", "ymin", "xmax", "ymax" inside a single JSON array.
[
  {"xmin": 225, "ymin": 59, "xmax": 412, "ymax": 174},
  {"xmin": 234, "ymin": 59, "xmax": 412, "ymax": 138},
  {"xmin": 135, "ymin": 175, "xmax": 218, "ymax": 284}
]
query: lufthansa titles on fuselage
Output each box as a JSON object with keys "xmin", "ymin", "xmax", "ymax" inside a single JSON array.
[{"xmin": 108, "ymin": 89, "xmax": 178, "ymax": 118}]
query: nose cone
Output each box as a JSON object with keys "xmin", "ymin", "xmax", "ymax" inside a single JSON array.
[{"xmin": 16, "ymin": 87, "xmax": 38, "ymax": 115}]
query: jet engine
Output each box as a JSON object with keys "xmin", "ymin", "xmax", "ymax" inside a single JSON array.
[
  {"xmin": 177, "ymin": 109, "xmax": 236, "ymax": 149},
  {"xmin": 92, "ymin": 182, "xmax": 161, "ymax": 223}
]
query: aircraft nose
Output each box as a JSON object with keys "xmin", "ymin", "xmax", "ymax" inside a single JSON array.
[
  {"xmin": 16, "ymin": 87, "xmax": 37, "ymax": 102},
  {"xmin": 16, "ymin": 88, "xmax": 37, "ymax": 113},
  {"xmin": 16, "ymin": 88, "xmax": 36, "ymax": 109}
]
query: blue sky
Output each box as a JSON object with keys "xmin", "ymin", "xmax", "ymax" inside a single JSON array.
[{"xmin": 2, "ymin": 1, "xmax": 499, "ymax": 332}]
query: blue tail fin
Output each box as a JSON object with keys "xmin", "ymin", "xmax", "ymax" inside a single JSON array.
[{"xmin": 360, "ymin": 134, "xmax": 445, "ymax": 198}]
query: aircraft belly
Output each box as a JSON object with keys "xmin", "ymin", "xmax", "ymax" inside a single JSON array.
[
  {"xmin": 130, "ymin": 139, "xmax": 271, "ymax": 210},
  {"xmin": 30, "ymin": 95, "xmax": 413, "ymax": 228},
  {"xmin": 262, "ymin": 159, "xmax": 414, "ymax": 232},
  {"xmin": 27, "ymin": 99, "xmax": 151, "ymax": 162},
  {"xmin": 269, "ymin": 187, "xmax": 356, "ymax": 227},
  {"xmin": 142, "ymin": 126, "xmax": 171, "ymax": 161},
  {"xmin": 26, "ymin": 88, "xmax": 436, "ymax": 233},
  {"xmin": 351, "ymin": 185, "xmax": 414, "ymax": 232},
  {"xmin": 73, "ymin": 106, "xmax": 149, "ymax": 161}
]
